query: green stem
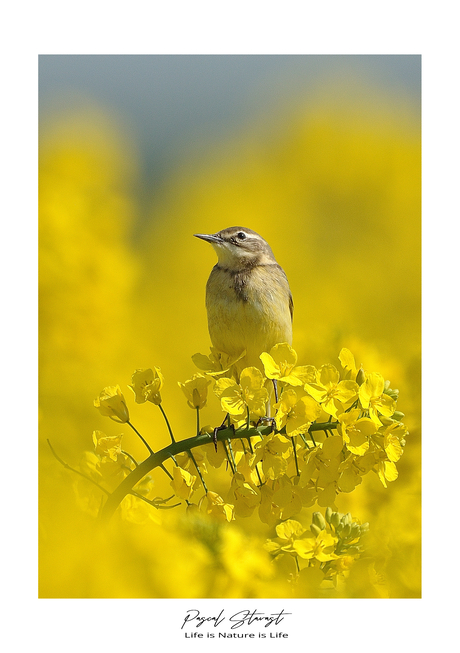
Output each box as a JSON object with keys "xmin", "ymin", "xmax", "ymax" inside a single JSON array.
[
  {"xmin": 47, "ymin": 439, "xmax": 110, "ymax": 495},
  {"xmin": 295, "ymin": 555, "xmax": 301, "ymax": 574},
  {"xmin": 309, "ymin": 421, "xmax": 338, "ymax": 432},
  {"xmin": 298, "ymin": 432, "xmax": 311, "ymax": 449},
  {"xmin": 223, "ymin": 439, "xmax": 237, "ymax": 474},
  {"xmin": 247, "ymin": 436, "xmax": 264, "ymax": 486},
  {"xmin": 158, "ymin": 404, "xmax": 176, "ymax": 443},
  {"xmin": 291, "ymin": 436, "xmax": 300, "ymax": 476},
  {"xmin": 127, "ymin": 421, "xmax": 154, "ymax": 454},
  {"xmin": 122, "ymin": 450, "xmax": 138, "ymax": 467},
  {"xmin": 187, "ymin": 449, "xmax": 208, "ymax": 493},
  {"xmin": 127, "ymin": 421, "xmax": 173, "ymax": 480},
  {"xmin": 99, "ymin": 421, "xmax": 336, "ymax": 522},
  {"xmin": 129, "ymin": 491, "xmax": 181, "ymax": 510}
]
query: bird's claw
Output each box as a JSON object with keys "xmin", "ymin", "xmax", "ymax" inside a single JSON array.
[{"xmin": 212, "ymin": 421, "xmax": 235, "ymax": 451}]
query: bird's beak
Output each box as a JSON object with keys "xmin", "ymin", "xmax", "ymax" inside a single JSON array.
[{"xmin": 194, "ymin": 233, "xmax": 222, "ymax": 244}]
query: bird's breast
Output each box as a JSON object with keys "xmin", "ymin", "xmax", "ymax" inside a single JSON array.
[{"xmin": 205, "ymin": 264, "xmax": 293, "ymax": 369}]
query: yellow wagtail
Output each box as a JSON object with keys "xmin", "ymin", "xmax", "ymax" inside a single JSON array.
[{"xmin": 194, "ymin": 226, "xmax": 293, "ymax": 378}]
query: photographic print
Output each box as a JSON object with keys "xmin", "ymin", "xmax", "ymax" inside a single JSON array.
[{"xmin": 39, "ymin": 54, "xmax": 421, "ymax": 600}]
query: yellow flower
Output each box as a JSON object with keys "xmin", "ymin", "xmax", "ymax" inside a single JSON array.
[
  {"xmin": 304, "ymin": 364, "xmax": 359, "ymax": 417},
  {"xmin": 175, "ymin": 448, "xmax": 207, "ymax": 474},
  {"xmin": 338, "ymin": 348, "xmax": 358, "ymax": 380},
  {"xmin": 264, "ymin": 519, "xmax": 306, "ymax": 556},
  {"xmin": 272, "ymin": 476, "xmax": 303, "ymax": 519},
  {"xmin": 337, "ymin": 459, "xmax": 363, "ymax": 493},
  {"xmin": 381, "ymin": 421, "xmax": 407, "ymax": 462},
  {"xmin": 331, "ymin": 555, "xmax": 356, "ymax": 574},
  {"xmin": 79, "ymin": 450, "xmax": 103, "ymax": 482},
  {"xmin": 92, "ymin": 430, "xmax": 123, "ymax": 461},
  {"xmin": 192, "ymin": 347, "xmax": 246, "ymax": 377},
  {"xmin": 94, "ymin": 385, "xmax": 130, "ymax": 423},
  {"xmin": 129, "ymin": 367, "xmax": 164, "ymax": 405},
  {"xmin": 377, "ymin": 459, "xmax": 399, "ymax": 488},
  {"xmin": 214, "ymin": 367, "xmax": 268, "ymax": 419},
  {"xmin": 170, "ymin": 466, "xmax": 197, "ymax": 500},
  {"xmin": 274, "ymin": 388, "xmax": 322, "ymax": 435},
  {"xmin": 359, "ymin": 372, "xmax": 396, "ymax": 425},
  {"xmin": 203, "ymin": 441, "xmax": 228, "ymax": 469},
  {"xmin": 205, "ymin": 491, "xmax": 234, "ymax": 522},
  {"xmin": 227, "ymin": 473, "xmax": 261, "ymax": 518},
  {"xmin": 260, "ymin": 343, "xmax": 316, "ymax": 387},
  {"xmin": 337, "ymin": 409, "xmax": 376, "ymax": 456},
  {"xmin": 253, "ymin": 433, "xmax": 291, "ymax": 480},
  {"xmin": 178, "ymin": 373, "xmax": 212, "ymax": 409},
  {"xmin": 293, "ymin": 530, "xmax": 338, "ymax": 562}
]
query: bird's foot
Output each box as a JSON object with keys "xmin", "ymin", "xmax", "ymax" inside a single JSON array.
[{"xmin": 212, "ymin": 417, "xmax": 235, "ymax": 451}]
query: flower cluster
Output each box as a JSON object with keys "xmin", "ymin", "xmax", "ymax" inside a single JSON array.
[
  {"xmin": 183, "ymin": 345, "xmax": 408, "ymax": 510},
  {"xmin": 264, "ymin": 509, "xmax": 369, "ymax": 587},
  {"xmin": 73, "ymin": 429, "xmax": 159, "ymax": 521},
  {"xmin": 53, "ymin": 345, "xmax": 408, "ymax": 586},
  {"xmin": 87, "ymin": 347, "xmax": 408, "ymax": 520}
]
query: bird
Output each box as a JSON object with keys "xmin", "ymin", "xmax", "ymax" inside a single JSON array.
[{"xmin": 194, "ymin": 226, "xmax": 293, "ymax": 377}]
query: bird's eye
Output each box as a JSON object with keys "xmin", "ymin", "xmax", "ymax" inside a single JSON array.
[{"xmin": 237, "ymin": 232, "xmax": 247, "ymax": 240}]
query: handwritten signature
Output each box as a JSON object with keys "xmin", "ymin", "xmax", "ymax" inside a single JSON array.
[{"xmin": 181, "ymin": 608, "xmax": 291, "ymax": 630}]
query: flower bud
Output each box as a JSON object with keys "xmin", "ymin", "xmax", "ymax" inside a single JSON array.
[
  {"xmin": 340, "ymin": 523, "xmax": 351, "ymax": 539},
  {"xmin": 393, "ymin": 411, "xmax": 405, "ymax": 422},
  {"xmin": 325, "ymin": 506, "xmax": 333, "ymax": 524},
  {"xmin": 384, "ymin": 384, "xmax": 399, "ymax": 400},
  {"xmin": 342, "ymin": 512, "xmax": 352, "ymax": 526},
  {"xmin": 350, "ymin": 524, "xmax": 361, "ymax": 540},
  {"xmin": 345, "ymin": 546, "xmax": 361, "ymax": 556},
  {"xmin": 310, "ymin": 523, "xmax": 322, "ymax": 536},
  {"xmin": 312, "ymin": 511, "xmax": 327, "ymax": 530},
  {"xmin": 330, "ymin": 511, "xmax": 341, "ymax": 529},
  {"xmin": 355, "ymin": 367, "xmax": 365, "ymax": 386}
]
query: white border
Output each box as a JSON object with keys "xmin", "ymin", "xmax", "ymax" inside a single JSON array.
[{"xmin": 3, "ymin": 0, "xmax": 458, "ymax": 650}]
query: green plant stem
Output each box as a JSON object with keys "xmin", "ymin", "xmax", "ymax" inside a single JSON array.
[
  {"xmin": 99, "ymin": 421, "xmax": 338, "ymax": 522},
  {"xmin": 129, "ymin": 491, "xmax": 181, "ymax": 510},
  {"xmin": 127, "ymin": 420, "xmax": 154, "ymax": 454},
  {"xmin": 291, "ymin": 436, "xmax": 300, "ymax": 476},
  {"xmin": 47, "ymin": 439, "xmax": 110, "ymax": 495},
  {"xmin": 122, "ymin": 450, "xmax": 138, "ymax": 467},
  {"xmin": 127, "ymin": 421, "xmax": 173, "ymax": 480},
  {"xmin": 187, "ymin": 449, "xmax": 208, "ymax": 493},
  {"xmin": 158, "ymin": 403, "xmax": 176, "ymax": 443},
  {"xmin": 223, "ymin": 440, "xmax": 237, "ymax": 474},
  {"xmin": 247, "ymin": 436, "xmax": 264, "ymax": 486}
]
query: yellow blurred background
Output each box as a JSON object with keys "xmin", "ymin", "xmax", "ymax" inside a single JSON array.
[{"xmin": 39, "ymin": 56, "xmax": 420, "ymax": 598}]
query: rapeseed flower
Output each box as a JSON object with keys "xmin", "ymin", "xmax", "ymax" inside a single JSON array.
[
  {"xmin": 178, "ymin": 373, "xmax": 212, "ymax": 409},
  {"xmin": 338, "ymin": 409, "xmax": 376, "ymax": 456},
  {"xmin": 129, "ymin": 367, "xmax": 164, "ymax": 405},
  {"xmin": 260, "ymin": 343, "xmax": 316, "ymax": 387},
  {"xmin": 192, "ymin": 347, "xmax": 246, "ymax": 377},
  {"xmin": 214, "ymin": 366, "xmax": 268, "ymax": 419},
  {"xmin": 94, "ymin": 385, "xmax": 130, "ymax": 423},
  {"xmin": 359, "ymin": 372, "xmax": 396, "ymax": 425},
  {"xmin": 170, "ymin": 466, "xmax": 197, "ymax": 500},
  {"xmin": 205, "ymin": 491, "xmax": 235, "ymax": 522},
  {"xmin": 274, "ymin": 388, "xmax": 321, "ymax": 435},
  {"xmin": 293, "ymin": 530, "xmax": 338, "ymax": 562},
  {"xmin": 304, "ymin": 365, "xmax": 359, "ymax": 417}
]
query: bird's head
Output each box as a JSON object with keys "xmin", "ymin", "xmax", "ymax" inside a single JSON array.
[{"xmin": 194, "ymin": 227, "xmax": 276, "ymax": 269}]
